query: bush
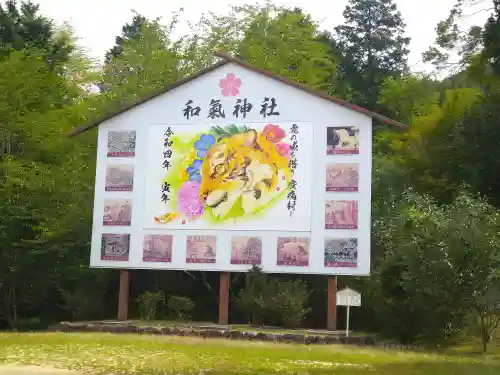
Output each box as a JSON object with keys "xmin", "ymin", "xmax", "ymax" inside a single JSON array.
[
  {"xmin": 235, "ymin": 266, "xmax": 268, "ymax": 325},
  {"xmin": 136, "ymin": 291, "xmax": 165, "ymax": 321},
  {"xmin": 167, "ymin": 295, "xmax": 195, "ymax": 320},
  {"xmin": 270, "ymin": 280, "xmax": 311, "ymax": 328},
  {"xmin": 17, "ymin": 317, "xmax": 43, "ymax": 331},
  {"xmin": 236, "ymin": 267, "xmax": 311, "ymax": 328}
]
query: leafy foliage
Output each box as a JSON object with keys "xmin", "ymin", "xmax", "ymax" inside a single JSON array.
[
  {"xmin": 211, "ymin": 124, "xmax": 251, "ymax": 137},
  {"xmin": 136, "ymin": 291, "xmax": 165, "ymax": 321},
  {"xmin": 423, "ymin": 0, "xmax": 485, "ymax": 72},
  {"xmin": 235, "ymin": 266, "xmax": 269, "ymax": 325},
  {"xmin": 449, "ymin": 84, "xmax": 500, "ymax": 206},
  {"xmin": 100, "ymin": 12, "xmax": 184, "ymax": 97},
  {"xmin": 378, "ymin": 74, "xmax": 440, "ymax": 125},
  {"xmin": 390, "ymin": 87, "xmax": 480, "ymax": 203},
  {"xmin": 105, "ymin": 12, "xmax": 147, "ymax": 63},
  {"xmin": 3, "ymin": 0, "xmax": 500, "ymax": 351},
  {"xmin": 237, "ymin": 7, "xmax": 336, "ymax": 91},
  {"xmin": 370, "ymin": 188, "xmax": 500, "ymax": 344},
  {"xmin": 471, "ymin": 281, "xmax": 500, "ymax": 352},
  {"xmin": 334, "ymin": 0, "xmax": 410, "ymax": 110},
  {"xmin": 483, "ymin": 1, "xmax": 500, "ymax": 76},
  {"xmin": 167, "ymin": 296, "xmax": 195, "ymax": 321},
  {"xmin": 236, "ymin": 267, "xmax": 310, "ymax": 328},
  {"xmin": 0, "ymin": 0, "xmax": 73, "ymax": 67}
]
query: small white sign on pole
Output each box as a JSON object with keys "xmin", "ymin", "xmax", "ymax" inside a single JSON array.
[{"xmin": 336, "ymin": 287, "xmax": 361, "ymax": 337}]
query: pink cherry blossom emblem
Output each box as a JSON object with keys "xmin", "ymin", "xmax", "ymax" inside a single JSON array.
[{"xmin": 219, "ymin": 73, "xmax": 242, "ymax": 97}]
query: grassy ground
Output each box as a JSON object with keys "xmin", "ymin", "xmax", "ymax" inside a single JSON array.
[{"xmin": 0, "ymin": 333, "xmax": 499, "ymax": 375}]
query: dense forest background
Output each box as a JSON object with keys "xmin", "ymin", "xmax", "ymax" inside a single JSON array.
[{"xmin": 1, "ymin": 0, "xmax": 500, "ymax": 348}]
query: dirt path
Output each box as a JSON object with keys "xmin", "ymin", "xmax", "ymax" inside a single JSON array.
[{"xmin": 0, "ymin": 365, "xmax": 80, "ymax": 374}]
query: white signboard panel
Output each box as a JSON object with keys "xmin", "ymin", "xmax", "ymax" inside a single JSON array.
[
  {"xmin": 89, "ymin": 62, "xmax": 373, "ymax": 275},
  {"xmin": 336, "ymin": 288, "xmax": 361, "ymax": 307}
]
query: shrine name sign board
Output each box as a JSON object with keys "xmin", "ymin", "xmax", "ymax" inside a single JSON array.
[{"xmin": 89, "ymin": 61, "xmax": 373, "ymax": 276}]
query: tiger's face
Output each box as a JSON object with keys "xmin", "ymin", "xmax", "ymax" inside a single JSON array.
[{"xmin": 199, "ymin": 130, "xmax": 286, "ymax": 219}]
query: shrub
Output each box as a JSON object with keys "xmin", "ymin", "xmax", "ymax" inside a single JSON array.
[
  {"xmin": 167, "ymin": 295, "xmax": 195, "ymax": 320},
  {"xmin": 136, "ymin": 291, "xmax": 165, "ymax": 321},
  {"xmin": 235, "ymin": 266, "xmax": 268, "ymax": 325},
  {"xmin": 270, "ymin": 280, "xmax": 311, "ymax": 328},
  {"xmin": 17, "ymin": 317, "xmax": 43, "ymax": 331},
  {"xmin": 236, "ymin": 266, "xmax": 311, "ymax": 328}
]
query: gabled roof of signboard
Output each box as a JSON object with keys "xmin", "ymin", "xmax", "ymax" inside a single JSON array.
[{"xmin": 68, "ymin": 51, "xmax": 408, "ymax": 137}]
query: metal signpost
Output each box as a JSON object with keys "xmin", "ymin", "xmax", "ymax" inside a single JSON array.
[{"xmin": 336, "ymin": 287, "xmax": 361, "ymax": 337}]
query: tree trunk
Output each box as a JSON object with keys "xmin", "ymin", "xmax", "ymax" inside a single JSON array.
[
  {"xmin": 480, "ymin": 315, "xmax": 488, "ymax": 353},
  {"xmin": 3, "ymin": 290, "xmax": 14, "ymax": 330},
  {"xmin": 12, "ymin": 286, "xmax": 18, "ymax": 329}
]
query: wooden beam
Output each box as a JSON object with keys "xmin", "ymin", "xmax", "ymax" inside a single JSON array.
[
  {"xmin": 327, "ymin": 275, "xmax": 338, "ymax": 331},
  {"xmin": 218, "ymin": 272, "xmax": 230, "ymax": 325},
  {"xmin": 117, "ymin": 270, "xmax": 130, "ymax": 321}
]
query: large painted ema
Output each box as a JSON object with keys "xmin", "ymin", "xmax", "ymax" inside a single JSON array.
[{"xmin": 69, "ymin": 53, "xmax": 407, "ymax": 276}]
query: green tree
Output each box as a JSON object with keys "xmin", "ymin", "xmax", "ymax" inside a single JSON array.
[
  {"xmin": 423, "ymin": 0, "xmax": 485, "ymax": 72},
  {"xmin": 0, "ymin": 31, "xmax": 106, "ymax": 327},
  {"xmin": 235, "ymin": 266, "xmax": 269, "ymax": 325},
  {"xmin": 181, "ymin": 4, "xmax": 338, "ymax": 92},
  {"xmin": 390, "ymin": 87, "xmax": 480, "ymax": 202},
  {"xmin": 471, "ymin": 281, "xmax": 500, "ymax": 352},
  {"xmin": 101, "ymin": 13, "xmax": 183, "ymax": 101},
  {"xmin": 482, "ymin": 0, "xmax": 500, "ymax": 75},
  {"xmin": 0, "ymin": 0, "xmax": 73, "ymax": 66},
  {"xmin": 378, "ymin": 74, "xmax": 440, "ymax": 125},
  {"xmin": 450, "ymin": 85, "xmax": 500, "ymax": 206},
  {"xmin": 370, "ymin": 189, "xmax": 500, "ymax": 344},
  {"xmin": 237, "ymin": 7, "xmax": 336, "ymax": 91},
  {"xmin": 167, "ymin": 295, "xmax": 195, "ymax": 321},
  {"xmin": 105, "ymin": 12, "xmax": 147, "ymax": 63},
  {"xmin": 334, "ymin": 0, "xmax": 410, "ymax": 110},
  {"xmin": 137, "ymin": 291, "xmax": 165, "ymax": 320},
  {"xmin": 433, "ymin": 2, "xmax": 500, "ymax": 208}
]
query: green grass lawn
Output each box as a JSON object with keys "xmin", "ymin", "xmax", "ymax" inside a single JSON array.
[{"xmin": 0, "ymin": 333, "xmax": 499, "ymax": 375}]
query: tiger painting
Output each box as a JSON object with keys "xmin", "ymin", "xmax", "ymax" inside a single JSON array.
[
  {"xmin": 200, "ymin": 129, "xmax": 291, "ymax": 219},
  {"xmin": 153, "ymin": 123, "xmax": 295, "ymax": 225}
]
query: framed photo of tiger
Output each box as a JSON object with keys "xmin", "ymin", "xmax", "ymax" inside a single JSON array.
[{"xmin": 326, "ymin": 126, "xmax": 360, "ymax": 155}]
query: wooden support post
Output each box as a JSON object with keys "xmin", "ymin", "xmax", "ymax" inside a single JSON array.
[
  {"xmin": 218, "ymin": 272, "xmax": 230, "ymax": 325},
  {"xmin": 117, "ymin": 270, "xmax": 130, "ymax": 321},
  {"xmin": 327, "ymin": 275, "xmax": 338, "ymax": 331}
]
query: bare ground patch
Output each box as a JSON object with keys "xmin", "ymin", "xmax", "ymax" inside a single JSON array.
[{"xmin": 0, "ymin": 365, "xmax": 81, "ymax": 374}]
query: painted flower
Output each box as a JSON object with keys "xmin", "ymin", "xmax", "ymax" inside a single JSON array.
[
  {"xmin": 194, "ymin": 134, "xmax": 216, "ymax": 158},
  {"xmin": 178, "ymin": 181, "xmax": 205, "ymax": 218},
  {"xmin": 154, "ymin": 213, "xmax": 178, "ymax": 224},
  {"xmin": 263, "ymin": 124, "xmax": 286, "ymax": 143},
  {"xmin": 219, "ymin": 73, "xmax": 242, "ymax": 97},
  {"xmin": 186, "ymin": 159, "xmax": 203, "ymax": 183},
  {"xmin": 276, "ymin": 142, "xmax": 291, "ymax": 157}
]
